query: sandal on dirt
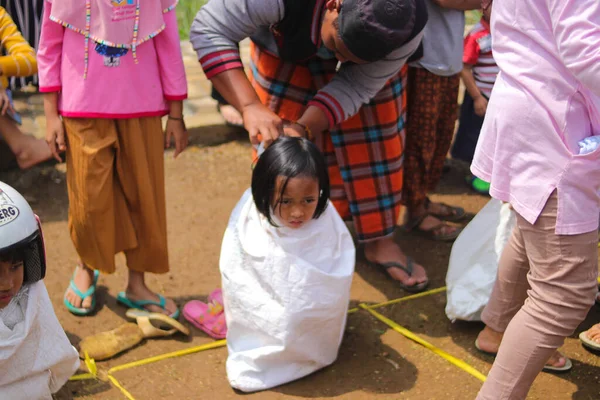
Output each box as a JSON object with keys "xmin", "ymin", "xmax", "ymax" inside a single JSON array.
[
  {"xmin": 579, "ymin": 326, "xmax": 600, "ymax": 352},
  {"xmin": 475, "ymin": 339, "xmax": 573, "ymax": 373},
  {"xmin": 64, "ymin": 267, "xmax": 100, "ymax": 316},
  {"xmin": 116, "ymin": 291, "xmax": 180, "ymax": 320},
  {"xmin": 404, "ymin": 213, "xmax": 462, "ymax": 242},
  {"xmin": 183, "ymin": 290, "xmax": 227, "ymax": 339},
  {"xmin": 369, "ymin": 257, "xmax": 429, "ymax": 293},
  {"xmin": 425, "ymin": 198, "xmax": 466, "ymax": 222},
  {"xmin": 78, "ymin": 309, "xmax": 189, "ymax": 361}
]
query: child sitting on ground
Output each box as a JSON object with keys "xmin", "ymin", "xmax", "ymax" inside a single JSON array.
[
  {"xmin": 451, "ymin": 4, "xmax": 496, "ymax": 195},
  {"xmin": 0, "ymin": 6, "xmax": 52, "ymax": 169},
  {"xmin": 185, "ymin": 137, "xmax": 356, "ymax": 392},
  {"xmin": 0, "ymin": 181, "xmax": 79, "ymax": 398}
]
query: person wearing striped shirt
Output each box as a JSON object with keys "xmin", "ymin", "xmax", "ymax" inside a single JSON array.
[
  {"xmin": 451, "ymin": 4, "xmax": 497, "ymax": 193},
  {"xmin": 0, "ymin": 5, "xmax": 51, "ymax": 169}
]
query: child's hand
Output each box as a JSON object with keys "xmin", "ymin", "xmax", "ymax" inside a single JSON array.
[
  {"xmin": 165, "ymin": 117, "xmax": 188, "ymax": 158},
  {"xmin": 474, "ymin": 96, "xmax": 488, "ymax": 117},
  {"xmin": 0, "ymin": 87, "xmax": 14, "ymax": 116},
  {"xmin": 45, "ymin": 114, "xmax": 66, "ymax": 162},
  {"xmin": 242, "ymin": 102, "xmax": 283, "ymax": 148}
]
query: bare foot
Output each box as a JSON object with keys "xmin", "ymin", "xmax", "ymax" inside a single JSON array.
[
  {"xmin": 584, "ymin": 323, "xmax": 600, "ymax": 344},
  {"xmin": 15, "ymin": 136, "xmax": 53, "ymax": 169},
  {"xmin": 126, "ymin": 270, "xmax": 177, "ymax": 316},
  {"xmin": 218, "ymin": 104, "xmax": 243, "ymax": 126},
  {"xmin": 476, "ymin": 326, "xmax": 569, "ymax": 369},
  {"xmin": 364, "ymin": 236, "xmax": 428, "ymax": 288},
  {"xmin": 64, "ymin": 264, "xmax": 96, "ymax": 310}
]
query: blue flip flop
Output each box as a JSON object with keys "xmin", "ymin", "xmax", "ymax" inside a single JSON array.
[
  {"xmin": 116, "ymin": 291, "xmax": 180, "ymax": 319},
  {"xmin": 64, "ymin": 268, "xmax": 100, "ymax": 316}
]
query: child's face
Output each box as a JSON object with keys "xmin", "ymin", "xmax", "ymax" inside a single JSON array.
[
  {"xmin": 272, "ymin": 176, "xmax": 320, "ymax": 229},
  {"xmin": 0, "ymin": 258, "xmax": 24, "ymax": 308}
]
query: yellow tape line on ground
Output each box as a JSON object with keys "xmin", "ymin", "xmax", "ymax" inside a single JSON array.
[
  {"xmin": 359, "ymin": 304, "xmax": 487, "ymax": 382},
  {"xmin": 69, "ymin": 340, "xmax": 228, "ymax": 400},
  {"xmin": 348, "ymin": 286, "xmax": 447, "ymax": 314},
  {"xmin": 67, "ymin": 288, "xmax": 460, "ymax": 399}
]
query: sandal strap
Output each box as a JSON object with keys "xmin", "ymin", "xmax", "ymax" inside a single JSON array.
[
  {"xmin": 405, "ymin": 212, "xmax": 430, "ymax": 232},
  {"xmin": 375, "ymin": 257, "xmax": 414, "ymax": 277},
  {"xmin": 425, "ymin": 199, "xmax": 463, "ymax": 218},
  {"xmin": 69, "ymin": 279, "xmax": 96, "ymax": 300},
  {"xmin": 130, "ymin": 294, "xmax": 166, "ymax": 309},
  {"xmin": 68, "ymin": 268, "xmax": 99, "ymax": 300}
]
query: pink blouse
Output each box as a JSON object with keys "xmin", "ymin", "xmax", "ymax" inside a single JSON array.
[
  {"xmin": 37, "ymin": 1, "xmax": 187, "ymax": 119},
  {"xmin": 472, "ymin": 0, "xmax": 600, "ymax": 235}
]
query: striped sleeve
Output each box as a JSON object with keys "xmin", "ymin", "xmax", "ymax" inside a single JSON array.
[
  {"xmin": 0, "ymin": 7, "xmax": 37, "ymax": 78},
  {"xmin": 190, "ymin": 0, "xmax": 284, "ymax": 79}
]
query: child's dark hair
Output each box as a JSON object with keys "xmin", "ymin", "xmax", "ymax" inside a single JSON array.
[
  {"xmin": 0, "ymin": 247, "xmax": 25, "ymax": 264},
  {"xmin": 252, "ymin": 136, "xmax": 330, "ymax": 226}
]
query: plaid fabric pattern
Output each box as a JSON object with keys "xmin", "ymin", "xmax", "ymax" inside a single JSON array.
[
  {"xmin": 403, "ymin": 67, "xmax": 460, "ymax": 210},
  {"xmin": 249, "ymin": 42, "xmax": 407, "ymax": 241}
]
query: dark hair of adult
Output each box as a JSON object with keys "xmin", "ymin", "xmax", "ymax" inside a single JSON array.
[{"xmin": 251, "ymin": 136, "xmax": 330, "ymax": 226}]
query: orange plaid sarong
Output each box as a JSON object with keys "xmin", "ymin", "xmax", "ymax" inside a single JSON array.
[{"xmin": 249, "ymin": 42, "xmax": 407, "ymax": 242}]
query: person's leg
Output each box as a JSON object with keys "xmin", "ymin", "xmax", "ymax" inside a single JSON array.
[
  {"xmin": 62, "ymin": 118, "xmax": 137, "ymax": 309},
  {"xmin": 477, "ymin": 193, "xmax": 598, "ymax": 400},
  {"xmin": 403, "ymin": 68, "xmax": 460, "ymax": 240},
  {"xmin": 0, "ymin": 115, "xmax": 51, "ymax": 169},
  {"xmin": 331, "ymin": 66, "xmax": 427, "ymax": 288},
  {"xmin": 451, "ymin": 90, "xmax": 484, "ymax": 164},
  {"xmin": 115, "ymin": 117, "xmax": 176, "ymax": 316},
  {"xmin": 423, "ymin": 74, "xmax": 466, "ymax": 217}
]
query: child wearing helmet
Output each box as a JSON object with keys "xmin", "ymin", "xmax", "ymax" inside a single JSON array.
[{"xmin": 0, "ymin": 181, "xmax": 79, "ymax": 399}]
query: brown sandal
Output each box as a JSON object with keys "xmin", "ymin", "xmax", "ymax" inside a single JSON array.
[
  {"xmin": 424, "ymin": 198, "xmax": 466, "ymax": 222},
  {"xmin": 404, "ymin": 212, "xmax": 462, "ymax": 242}
]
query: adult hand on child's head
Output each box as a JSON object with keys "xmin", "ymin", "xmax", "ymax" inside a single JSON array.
[
  {"xmin": 474, "ymin": 96, "xmax": 488, "ymax": 117},
  {"xmin": 165, "ymin": 118, "xmax": 189, "ymax": 158},
  {"xmin": 242, "ymin": 102, "xmax": 283, "ymax": 148},
  {"xmin": 45, "ymin": 115, "xmax": 66, "ymax": 162}
]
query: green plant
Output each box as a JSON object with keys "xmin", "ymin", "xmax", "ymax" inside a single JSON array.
[{"xmin": 176, "ymin": 0, "xmax": 208, "ymax": 39}]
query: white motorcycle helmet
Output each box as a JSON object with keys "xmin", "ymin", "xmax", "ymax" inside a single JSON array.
[{"xmin": 0, "ymin": 181, "xmax": 46, "ymax": 283}]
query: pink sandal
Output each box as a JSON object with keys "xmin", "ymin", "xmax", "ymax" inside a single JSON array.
[{"xmin": 183, "ymin": 289, "xmax": 227, "ymax": 339}]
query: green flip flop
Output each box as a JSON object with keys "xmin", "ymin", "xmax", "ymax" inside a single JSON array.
[
  {"xmin": 116, "ymin": 291, "xmax": 180, "ymax": 319},
  {"xmin": 64, "ymin": 268, "xmax": 100, "ymax": 316}
]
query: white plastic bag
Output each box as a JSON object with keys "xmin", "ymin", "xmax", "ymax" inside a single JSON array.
[
  {"xmin": 445, "ymin": 199, "xmax": 516, "ymax": 322},
  {"xmin": 220, "ymin": 189, "xmax": 356, "ymax": 392}
]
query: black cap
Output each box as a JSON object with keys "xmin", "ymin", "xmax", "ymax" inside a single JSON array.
[{"xmin": 339, "ymin": 0, "xmax": 424, "ymax": 62}]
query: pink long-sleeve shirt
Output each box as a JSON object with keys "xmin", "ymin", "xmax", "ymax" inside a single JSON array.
[
  {"xmin": 37, "ymin": 1, "xmax": 187, "ymax": 119},
  {"xmin": 472, "ymin": 0, "xmax": 600, "ymax": 235}
]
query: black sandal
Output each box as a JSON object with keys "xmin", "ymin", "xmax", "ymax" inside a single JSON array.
[{"xmin": 369, "ymin": 257, "xmax": 429, "ymax": 293}]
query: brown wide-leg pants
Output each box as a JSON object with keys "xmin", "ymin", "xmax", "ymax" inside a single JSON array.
[{"xmin": 64, "ymin": 117, "xmax": 169, "ymax": 274}]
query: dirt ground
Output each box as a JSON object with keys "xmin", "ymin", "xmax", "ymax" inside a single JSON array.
[{"xmin": 1, "ymin": 122, "xmax": 599, "ymax": 400}]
